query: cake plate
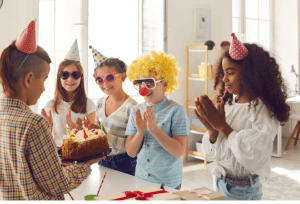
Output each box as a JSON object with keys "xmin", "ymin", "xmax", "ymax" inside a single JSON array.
[{"xmin": 57, "ymin": 148, "xmax": 112, "ymax": 163}]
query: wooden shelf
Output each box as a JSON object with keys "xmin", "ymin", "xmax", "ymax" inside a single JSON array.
[
  {"xmin": 186, "ymin": 150, "xmax": 207, "ymax": 167},
  {"xmin": 190, "ymin": 126, "xmax": 206, "ymax": 132},
  {"xmin": 185, "ymin": 45, "xmax": 208, "ymax": 167}
]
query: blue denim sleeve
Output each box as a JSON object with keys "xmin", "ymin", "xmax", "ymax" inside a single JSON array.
[{"xmin": 171, "ymin": 105, "xmax": 190, "ymax": 136}]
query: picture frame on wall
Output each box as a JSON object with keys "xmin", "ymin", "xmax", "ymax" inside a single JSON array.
[{"xmin": 194, "ymin": 7, "xmax": 211, "ymax": 41}]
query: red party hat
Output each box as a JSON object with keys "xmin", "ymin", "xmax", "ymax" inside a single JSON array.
[
  {"xmin": 16, "ymin": 19, "xmax": 37, "ymax": 54},
  {"xmin": 229, "ymin": 33, "xmax": 248, "ymax": 60}
]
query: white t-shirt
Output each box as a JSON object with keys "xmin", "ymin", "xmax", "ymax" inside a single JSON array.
[
  {"xmin": 202, "ymin": 98, "xmax": 280, "ymax": 181},
  {"xmin": 44, "ymin": 98, "xmax": 96, "ymax": 147}
]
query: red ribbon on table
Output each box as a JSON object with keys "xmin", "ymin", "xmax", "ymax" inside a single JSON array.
[{"xmin": 111, "ymin": 190, "xmax": 168, "ymax": 201}]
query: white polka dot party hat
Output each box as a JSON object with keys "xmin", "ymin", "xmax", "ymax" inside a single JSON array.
[
  {"xmin": 229, "ymin": 33, "xmax": 248, "ymax": 60},
  {"xmin": 65, "ymin": 39, "xmax": 80, "ymax": 62},
  {"xmin": 89, "ymin": 45, "xmax": 108, "ymax": 67},
  {"xmin": 16, "ymin": 18, "xmax": 37, "ymax": 54}
]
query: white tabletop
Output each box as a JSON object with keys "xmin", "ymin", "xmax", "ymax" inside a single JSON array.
[{"xmin": 64, "ymin": 164, "xmax": 178, "ymax": 200}]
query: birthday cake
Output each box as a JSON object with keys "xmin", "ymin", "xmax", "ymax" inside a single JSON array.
[{"xmin": 62, "ymin": 128, "xmax": 110, "ymax": 160}]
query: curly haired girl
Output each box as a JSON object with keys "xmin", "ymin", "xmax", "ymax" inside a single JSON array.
[{"xmin": 194, "ymin": 33, "xmax": 290, "ymax": 200}]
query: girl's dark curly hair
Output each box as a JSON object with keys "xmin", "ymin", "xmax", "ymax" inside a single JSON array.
[{"xmin": 213, "ymin": 43, "xmax": 290, "ymax": 126}]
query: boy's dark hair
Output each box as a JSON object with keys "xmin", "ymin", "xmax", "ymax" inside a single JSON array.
[
  {"xmin": 0, "ymin": 40, "xmax": 51, "ymax": 94},
  {"xmin": 94, "ymin": 57, "xmax": 127, "ymax": 74},
  {"xmin": 213, "ymin": 43, "xmax": 290, "ymax": 125}
]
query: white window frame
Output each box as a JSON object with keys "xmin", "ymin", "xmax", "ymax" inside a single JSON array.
[
  {"xmin": 232, "ymin": 0, "xmax": 274, "ymax": 51},
  {"xmin": 38, "ymin": 0, "xmax": 167, "ymax": 112}
]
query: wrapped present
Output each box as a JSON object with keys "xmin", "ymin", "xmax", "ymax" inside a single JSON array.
[
  {"xmin": 173, "ymin": 187, "xmax": 226, "ymax": 200},
  {"xmin": 93, "ymin": 186, "xmax": 180, "ymax": 200}
]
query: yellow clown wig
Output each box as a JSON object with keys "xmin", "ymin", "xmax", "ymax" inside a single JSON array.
[{"xmin": 126, "ymin": 51, "xmax": 179, "ymax": 94}]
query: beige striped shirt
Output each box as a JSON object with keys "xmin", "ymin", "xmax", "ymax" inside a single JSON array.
[{"xmin": 95, "ymin": 96, "xmax": 137, "ymax": 156}]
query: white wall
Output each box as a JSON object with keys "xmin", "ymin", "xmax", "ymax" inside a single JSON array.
[
  {"xmin": 273, "ymin": 0, "xmax": 298, "ymax": 94},
  {"xmin": 0, "ymin": 0, "xmax": 19, "ymax": 51},
  {"xmin": 0, "ymin": 0, "xmax": 39, "ymax": 112},
  {"xmin": 273, "ymin": 0, "xmax": 299, "ymax": 138},
  {"xmin": 167, "ymin": 0, "xmax": 232, "ymax": 107},
  {"xmin": 0, "ymin": 0, "xmax": 19, "ymax": 98}
]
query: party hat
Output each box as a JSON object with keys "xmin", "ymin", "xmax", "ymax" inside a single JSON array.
[
  {"xmin": 89, "ymin": 45, "xmax": 108, "ymax": 67},
  {"xmin": 65, "ymin": 39, "xmax": 80, "ymax": 61},
  {"xmin": 229, "ymin": 33, "xmax": 248, "ymax": 60},
  {"xmin": 16, "ymin": 18, "xmax": 37, "ymax": 54}
]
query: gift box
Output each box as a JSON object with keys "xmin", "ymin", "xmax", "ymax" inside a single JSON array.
[
  {"xmin": 173, "ymin": 187, "xmax": 226, "ymax": 200},
  {"xmin": 93, "ymin": 186, "xmax": 180, "ymax": 200}
]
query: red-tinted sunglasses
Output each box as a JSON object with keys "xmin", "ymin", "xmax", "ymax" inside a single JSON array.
[
  {"xmin": 59, "ymin": 71, "xmax": 82, "ymax": 80},
  {"xmin": 93, "ymin": 71, "xmax": 121, "ymax": 85}
]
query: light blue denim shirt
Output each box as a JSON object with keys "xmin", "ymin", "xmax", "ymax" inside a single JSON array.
[{"xmin": 125, "ymin": 97, "xmax": 190, "ymax": 188}]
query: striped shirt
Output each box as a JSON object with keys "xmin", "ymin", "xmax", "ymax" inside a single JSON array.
[
  {"xmin": 96, "ymin": 96, "xmax": 138, "ymax": 156},
  {"xmin": 125, "ymin": 97, "xmax": 190, "ymax": 188},
  {"xmin": 0, "ymin": 98, "xmax": 91, "ymax": 200}
]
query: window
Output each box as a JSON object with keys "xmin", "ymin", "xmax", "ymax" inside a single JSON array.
[
  {"xmin": 232, "ymin": 0, "xmax": 272, "ymax": 51},
  {"xmin": 38, "ymin": 0, "xmax": 165, "ymax": 113}
]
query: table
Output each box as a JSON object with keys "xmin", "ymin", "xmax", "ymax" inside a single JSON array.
[{"xmin": 64, "ymin": 164, "xmax": 178, "ymax": 200}]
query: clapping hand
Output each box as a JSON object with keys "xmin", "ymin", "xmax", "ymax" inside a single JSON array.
[
  {"xmin": 195, "ymin": 95, "xmax": 226, "ymax": 132},
  {"xmin": 41, "ymin": 108, "xmax": 53, "ymax": 130},
  {"xmin": 144, "ymin": 106, "xmax": 159, "ymax": 134},
  {"xmin": 135, "ymin": 109, "xmax": 147, "ymax": 134},
  {"xmin": 66, "ymin": 109, "xmax": 77, "ymax": 130}
]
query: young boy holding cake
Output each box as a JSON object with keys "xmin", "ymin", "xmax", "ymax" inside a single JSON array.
[
  {"xmin": 125, "ymin": 51, "xmax": 190, "ymax": 190},
  {"xmin": 0, "ymin": 20, "xmax": 104, "ymax": 200}
]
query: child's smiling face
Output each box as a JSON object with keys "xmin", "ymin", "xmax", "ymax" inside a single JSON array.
[
  {"xmin": 60, "ymin": 64, "xmax": 81, "ymax": 93},
  {"xmin": 94, "ymin": 65, "xmax": 124, "ymax": 96},
  {"xmin": 138, "ymin": 72, "xmax": 167, "ymax": 105},
  {"xmin": 222, "ymin": 58, "xmax": 250, "ymax": 96},
  {"xmin": 222, "ymin": 57, "xmax": 243, "ymax": 95}
]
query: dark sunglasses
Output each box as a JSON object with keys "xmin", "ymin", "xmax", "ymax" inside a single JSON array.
[{"xmin": 59, "ymin": 71, "xmax": 82, "ymax": 80}]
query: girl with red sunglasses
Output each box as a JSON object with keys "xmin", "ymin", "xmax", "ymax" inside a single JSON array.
[
  {"xmin": 84, "ymin": 47, "xmax": 138, "ymax": 176},
  {"xmin": 41, "ymin": 43, "xmax": 96, "ymax": 148}
]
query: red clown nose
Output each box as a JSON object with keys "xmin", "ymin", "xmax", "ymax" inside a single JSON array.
[{"xmin": 139, "ymin": 87, "xmax": 148, "ymax": 96}]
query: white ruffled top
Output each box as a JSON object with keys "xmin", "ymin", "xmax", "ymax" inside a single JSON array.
[{"xmin": 202, "ymin": 98, "xmax": 280, "ymax": 180}]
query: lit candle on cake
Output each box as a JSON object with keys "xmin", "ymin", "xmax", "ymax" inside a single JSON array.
[
  {"xmin": 82, "ymin": 120, "xmax": 85, "ymax": 129},
  {"xmin": 85, "ymin": 116, "xmax": 89, "ymax": 130},
  {"xmin": 66, "ymin": 124, "xmax": 71, "ymax": 139},
  {"xmin": 100, "ymin": 123, "xmax": 103, "ymax": 134}
]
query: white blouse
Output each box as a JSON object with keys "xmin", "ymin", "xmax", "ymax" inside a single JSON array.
[{"xmin": 202, "ymin": 98, "xmax": 280, "ymax": 180}]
